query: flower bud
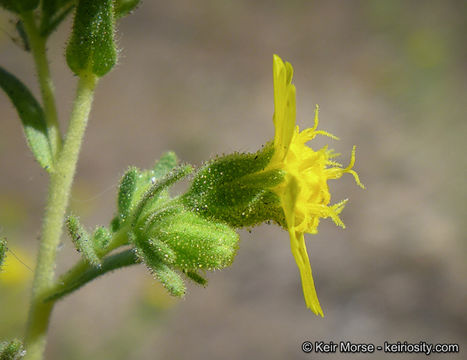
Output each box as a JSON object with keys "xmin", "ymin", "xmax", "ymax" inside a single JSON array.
[
  {"xmin": 66, "ymin": 0, "xmax": 117, "ymax": 77},
  {"xmin": 147, "ymin": 207, "xmax": 239, "ymax": 271},
  {"xmin": 132, "ymin": 204, "xmax": 239, "ymax": 296}
]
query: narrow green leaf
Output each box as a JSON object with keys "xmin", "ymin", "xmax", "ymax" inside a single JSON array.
[
  {"xmin": 151, "ymin": 262, "xmax": 185, "ymax": 297},
  {"xmin": 118, "ymin": 167, "xmax": 139, "ymax": 222},
  {"xmin": 184, "ymin": 270, "xmax": 207, "ymax": 286},
  {"xmin": 15, "ymin": 20, "xmax": 30, "ymax": 52},
  {"xmin": 0, "ymin": 0, "xmax": 38, "ymax": 13},
  {"xmin": 110, "ymin": 216, "xmax": 120, "ymax": 232},
  {"xmin": 114, "ymin": 0, "xmax": 140, "ymax": 19},
  {"xmin": 66, "ymin": 215, "xmax": 100, "ymax": 267},
  {"xmin": 66, "ymin": 0, "xmax": 117, "ymax": 77},
  {"xmin": 134, "ymin": 234, "xmax": 185, "ymax": 297},
  {"xmin": 42, "ymin": 0, "xmax": 72, "ymax": 15},
  {"xmin": 40, "ymin": 1, "xmax": 75, "ymax": 37},
  {"xmin": 0, "ymin": 66, "xmax": 53, "ymax": 172}
]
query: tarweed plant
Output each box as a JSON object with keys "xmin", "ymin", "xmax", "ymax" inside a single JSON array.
[{"xmin": 0, "ymin": 1, "xmax": 363, "ymax": 359}]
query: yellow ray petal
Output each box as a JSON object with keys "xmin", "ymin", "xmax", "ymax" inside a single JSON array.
[
  {"xmin": 273, "ymin": 54, "xmax": 296, "ymax": 160},
  {"xmin": 283, "ymin": 176, "xmax": 323, "ymax": 316},
  {"xmin": 292, "ymin": 231, "xmax": 323, "ymax": 316}
]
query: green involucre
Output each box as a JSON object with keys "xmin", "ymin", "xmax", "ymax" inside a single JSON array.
[
  {"xmin": 183, "ymin": 144, "xmax": 286, "ymax": 228},
  {"xmin": 66, "ymin": 0, "xmax": 117, "ymax": 76}
]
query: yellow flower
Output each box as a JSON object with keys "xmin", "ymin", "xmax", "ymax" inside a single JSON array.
[{"xmin": 266, "ymin": 55, "xmax": 364, "ymax": 316}]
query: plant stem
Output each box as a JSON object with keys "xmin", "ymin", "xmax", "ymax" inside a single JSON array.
[
  {"xmin": 24, "ymin": 73, "xmax": 98, "ymax": 360},
  {"xmin": 44, "ymin": 249, "xmax": 139, "ymax": 303},
  {"xmin": 21, "ymin": 11, "xmax": 62, "ymax": 159}
]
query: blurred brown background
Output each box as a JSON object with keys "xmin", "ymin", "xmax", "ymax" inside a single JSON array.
[{"xmin": 1, "ymin": 1, "xmax": 466, "ymax": 359}]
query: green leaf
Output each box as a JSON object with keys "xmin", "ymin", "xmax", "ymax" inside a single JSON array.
[
  {"xmin": 42, "ymin": 0, "xmax": 72, "ymax": 15},
  {"xmin": 0, "ymin": 66, "xmax": 53, "ymax": 172},
  {"xmin": 66, "ymin": 215, "xmax": 101, "ymax": 267},
  {"xmin": 66, "ymin": 0, "xmax": 117, "ymax": 77},
  {"xmin": 15, "ymin": 20, "xmax": 30, "ymax": 52},
  {"xmin": 0, "ymin": 0, "xmax": 38, "ymax": 13},
  {"xmin": 40, "ymin": 0, "xmax": 75, "ymax": 37},
  {"xmin": 0, "ymin": 237, "xmax": 7, "ymax": 272},
  {"xmin": 114, "ymin": 0, "xmax": 140, "ymax": 19},
  {"xmin": 0, "ymin": 339, "xmax": 25, "ymax": 360},
  {"xmin": 118, "ymin": 167, "xmax": 139, "ymax": 223}
]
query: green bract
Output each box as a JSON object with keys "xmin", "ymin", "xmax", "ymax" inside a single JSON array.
[{"xmin": 66, "ymin": 0, "xmax": 117, "ymax": 76}]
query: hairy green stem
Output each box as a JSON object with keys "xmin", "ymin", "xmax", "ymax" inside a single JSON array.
[
  {"xmin": 24, "ymin": 73, "xmax": 98, "ymax": 360},
  {"xmin": 21, "ymin": 11, "xmax": 62, "ymax": 159},
  {"xmin": 45, "ymin": 249, "xmax": 139, "ymax": 303},
  {"xmin": 42, "ymin": 226, "xmax": 133, "ymax": 302}
]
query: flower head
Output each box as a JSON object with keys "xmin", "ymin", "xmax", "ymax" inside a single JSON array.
[
  {"xmin": 183, "ymin": 55, "xmax": 363, "ymax": 316},
  {"xmin": 266, "ymin": 55, "xmax": 364, "ymax": 316}
]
